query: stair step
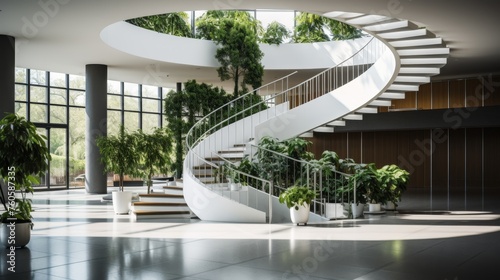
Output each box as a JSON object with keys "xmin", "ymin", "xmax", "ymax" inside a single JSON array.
[
  {"xmin": 379, "ymin": 92, "xmax": 406, "ymax": 100},
  {"xmin": 299, "ymin": 132, "xmax": 314, "ymax": 138},
  {"xmin": 357, "ymin": 107, "xmax": 378, "ymax": 114},
  {"xmin": 324, "ymin": 11, "xmax": 364, "ymax": 19},
  {"xmin": 390, "ymin": 37, "xmax": 443, "ymax": 48},
  {"xmin": 388, "ymin": 84, "xmax": 420, "ymax": 91},
  {"xmin": 139, "ymin": 193, "xmax": 185, "ymax": 203},
  {"xmin": 363, "ymin": 20, "xmax": 410, "ymax": 32},
  {"xmin": 379, "ymin": 28, "xmax": 427, "ymax": 40},
  {"xmin": 399, "ymin": 67, "xmax": 440, "ymax": 75},
  {"xmin": 327, "ymin": 120, "xmax": 346, "ymax": 126},
  {"xmin": 343, "ymin": 114, "xmax": 363, "ymax": 121},
  {"xmin": 400, "ymin": 58, "xmax": 447, "ymax": 65},
  {"xmin": 346, "ymin": 14, "xmax": 390, "ymax": 25},
  {"xmin": 394, "ymin": 76, "xmax": 430, "ymax": 83},
  {"xmin": 132, "ymin": 202, "xmax": 189, "ymax": 212},
  {"xmin": 132, "ymin": 210, "xmax": 191, "ymax": 220},
  {"xmin": 369, "ymin": 99, "xmax": 392, "ymax": 106},
  {"xmin": 233, "ymin": 144, "xmax": 246, "ymax": 148},
  {"xmin": 397, "ymin": 48, "xmax": 450, "ymax": 57},
  {"xmin": 205, "ymin": 157, "xmax": 243, "ymax": 162},
  {"xmin": 313, "ymin": 126, "xmax": 334, "ymax": 133}
]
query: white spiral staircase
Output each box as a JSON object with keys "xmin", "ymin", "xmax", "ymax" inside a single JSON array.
[{"xmin": 183, "ymin": 12, "xmax": 449, "ymax": 223}]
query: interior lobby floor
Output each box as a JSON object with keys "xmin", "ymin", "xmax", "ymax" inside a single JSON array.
[{"xmin": 1, "ymin": 188, "xmax": 499, "ymax": 280}]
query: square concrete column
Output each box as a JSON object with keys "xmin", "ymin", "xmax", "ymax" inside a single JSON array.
[
  {"xmin": 85, "ymin": 64, "xmax": 108, "ymax": 194},
  {"xmin": 0, "ymin": 35, "xmax": 15, "ymax": 117}
]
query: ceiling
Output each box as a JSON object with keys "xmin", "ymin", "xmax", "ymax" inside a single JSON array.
[{"xmin": 1, "ymin": 0, "xmax": 499, "ymax": 90}]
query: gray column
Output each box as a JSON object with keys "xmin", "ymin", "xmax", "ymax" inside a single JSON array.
[
  {"xmin": 85, "ymin": 64, "xmax": 107, "ymax": 194},
  {"xmin": 0, "ymin": 35, "xmax": 15, "ymax": 117}
]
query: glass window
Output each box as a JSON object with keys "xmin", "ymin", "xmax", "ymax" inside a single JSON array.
[
  {"xmin": 69, "ymin": 107, "xmax": 86, "ymax": 187},
  {"xmin": 108, "ymin": 80, "xmax": 121, "ymax": 94},
  {"xmin": 30, "ymin": 86, "xmax": 47, "ymax": 103},
  {"xmin": 142, "ymin": 99, "xmax": 160, "ymax": 113},
  {"xmin": 107, "ymin": 95, "xmax": 121, "ymax": 110},
  {"xmin": 15, "ymin": 68, "xmax": 26, "ymax": 83},
  {"xmin": 107, "ymin": 110, "xmax": 121, "ymax": 136},
  {"xmin": 15, "ymin": 85, "xmax": 27, "ymax": 101},
  {"xmin": 142, "ymin": 85, "xmax": 159, "ymax": 98},
  {"xmin": 30, "ymin": 104, "xmax": 47, "ymax": 122},
  {"xmin": 124, "ymin": 96, "xmax": 139, "ymax": 111},
  {"xmin": 124, "ymin": 82, "xmax": 139, "ymax": 96},
  {"xmin": 50, "ymin": 105, "xmax": 67, "ymax": 124},
  {"xmin": 142, "ymin": 113, "xmax": 160, "ymax": 133},
  {"xmin": 50, "ymin": 88, "xmax": 67, "ymax": 105},
  {"xmin": 15, "ymin": 102, "xmax": 27, "ymax": 118},
  {"xmin": 69, "ymin": 90, "xmax": 85, "ymax": 107},
  {"xmin": 50, "ymin": 72, "xmax": 67, "ymax": 88},
  {"xmin": 30, "ymin": 69, "xmax": 47, "ymax": 85},
  {"xmin": 124, "ymin": 112, "xmax": 139, "ymax": 131},
  {"xmin": 69, "ymin": 74, "xmax": 85, "ymax": 90}
]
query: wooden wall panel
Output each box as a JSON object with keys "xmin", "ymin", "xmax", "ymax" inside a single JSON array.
[
  {"xmin": 448, "ymin": 128, "xmax": 465, "ymax": 210},
  {"xmin": 392, "ymin": 91, "xmax": 416, "ymax": 110},
  {"xmin": 432, "ymin": 81, "xmax": 449, "ymax": 109},
  {"xmin": 374, "ymin": 131, "xmax": 399, "ymax": 167},
  {"xmin": 347, "ymin": 132, "xmax": 361, "ymax": 163},
  {"xmin": 402, "ymin": 130, "xmax": 431, "ymax": 189},
  {"xmin": 330, "ymin": 133, "xmax": 348, "ymax": 159},
  {"xmin": 483, "ymin": 75, "xmax": 500, "ymax": 106},
  {"xmin": 466, "ymin": 128, "xmax": 483, "ymax": 210},
  {"xmin": 429, "ymin": 128, "xmax": 449, "ymax": 190},
  {"xmin": 449, "ymin": 80, "xmax": 466, "ymax": 108},
  {"xmin": 361, "ymin": 131, "xmax": 375, "ymax": 164},
  {"xmin": 417, "ymin": 83, "xmax": 432, "ymax": 110},
  {"xmin": 483, "ymin": 128, "xmax": 500, "ymax": 189},
  {"xmin": 465, "ymin": 78, "xmax": 483, "ymax": 108}
]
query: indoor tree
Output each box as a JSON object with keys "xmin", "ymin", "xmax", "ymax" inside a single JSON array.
[
  {"xmin": 260, "ymin": 21, "xmax": 290, "ymax": 45},
  {"xmin": 127, "ymin": 12, "xmax": 192, "ymax": 37}
]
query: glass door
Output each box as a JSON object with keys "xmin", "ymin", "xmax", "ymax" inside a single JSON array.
[{"xmin": 34, "ymin": 125, "xmax": 68, "ymax": 190}]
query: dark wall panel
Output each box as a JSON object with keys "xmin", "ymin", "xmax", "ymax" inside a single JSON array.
[
  {"xmin": 331, "ymin": 132, "xmax": 348, "ymax": 159},
  {"xmin": 466, "ymin": 128, "xmax": 483, "ymax": 210},
  {"xmin": 432, "ymin": 81, "xmax": 449, "ymax": 109},
  {"xmin": 466, "ymin": 78, "xmax": 483, "ymax": 108},
  {"xmin": 432, "ymin": 128, "xmax": 450, "ymax": 210},
  {"xmin": 392, "ymin": 91, "xmax": 416, "ymax": 110},
  {"xmin": 375, "ymin": 131, "xmax": 399, "ymax": 167},
  {"xmin": 483, "ymin": 75, "xmax": 500, "ymax": 106},
  {"xmin": 347, "ymin": 132, "xmax": 361, "ymax": 163},
  {"xmin": 448, "ymin": 128, "xmax": 465, "ymax": 210},
  {"xmin": 449, "ymin": 80, "xmax": 466, "ymax": 108},
  {"xmin": 362, "ymin": 131, "xmax": 375, "ymax": 164},
  {"xmin": 418, "ymin": 83, "xmax": 432, "ymax": 110}
]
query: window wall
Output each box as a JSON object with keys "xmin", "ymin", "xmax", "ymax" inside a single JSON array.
[{"xmin": 14, "ymin": 68, "xmax": 168, "ymax": 190}]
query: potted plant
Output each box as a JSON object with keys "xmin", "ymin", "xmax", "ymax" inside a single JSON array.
[
  {"xmin": 378, "ymin": 164, "xmax": 409, "ymax": 210},
  {"xmin": 346, "ymin": 163, "xmax": 369, "ymax": 218},
  {"xmin": 0, "ymin": 114, "xmax": 51, "ymax": 247},
  {"xmin": 96, "ymin": 126, "xmax": 139, "ymax": 214},
  {"xmin": 134, "ymin": 128, "xmax": 173, "ymax": 194},
  {"xmin": 352, "ymin": 163, "xmax": 385, "ymax": 212},
  {"xmin": 278, "ymin": 185, "xmax": 316, "ymax": 225}
]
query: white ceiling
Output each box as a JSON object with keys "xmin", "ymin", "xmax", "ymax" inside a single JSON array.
[{"xmin": 1, "ymin": 0, "xmax": 499, "ymax": 90}]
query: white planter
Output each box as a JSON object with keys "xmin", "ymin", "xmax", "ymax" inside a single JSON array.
[
  {"xmin": 350, "ymin": 203, "xmax": 365, "ymax": 218},
  {"xmin": 325, "ymin": 203, "xmax": 346, "ymax": 219},
  {"xmin": 290, "ymin": 203, "xmax": 310, "ymax": 225},
  {"xmin": 230, "ymin": 182, "xmax": 241, "ymax": 191},
  {"xmin": 368, "ymin": 203, "xmax": 381, "ymax": 212},
  {"xmin": 384, "ymin": 201, "xmax": 396, "ymax": 210},
  {"xmin": 1, "ymin": 222, "xmax": 31, "ymax": 248},
  {"xmin": 112, "ymin": 191, "xmax": 132, "ymax": 214}
]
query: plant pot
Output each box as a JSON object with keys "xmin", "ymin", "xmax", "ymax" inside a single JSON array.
[
  {"xmin": 350, "ymin": 203, "xmax": 365, "ymax": 218},
  {"xmin": 112, "ymin": 191, "xmax": 133, "ymax": 214},
  {"xmin": 368, "ymin": 203, "xmax": 381, "ymax": 212},
  {"xmin": 325, "ymin": 203, "xmax": 346, "ymax": 219},
  {"xmin": 1, "ymin": 221, "xmax": 31, "ymax": 248},
  {"xmin": 290, "ymin": 203, "xmax": 310, "ymax": 225},
  {"xmin": 230, "ymin": 182, "xmax": 241, "ymax": 191},
  {"xmin": 384, "ymin": 201, "xmax": 396, "ymax": 210}
]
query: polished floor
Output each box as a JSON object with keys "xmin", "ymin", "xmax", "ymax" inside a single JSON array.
[{"xmin": 1, "ymin": 188, "xmax": 499, "ymax": 280}]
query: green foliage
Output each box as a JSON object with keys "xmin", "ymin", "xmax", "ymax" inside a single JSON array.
[
  {"xmin": 260, "ymin": 21, "xmax": 290, "ymax": 45},
  {"xmin": 0, "ymin": 114, "xmax": 51, "ymax": 222},
  {"xmin": 134, "ymin": 128, "xmax": 174, "ymax": 194},
  {"xmin": 96, "ymin": 126, "xmax": 139, "ymax": 191},
  {"xmin": 293, "ymin": 12, "xmax": 362, "ymax": 43},
  {"xmin": 378, "ymin": 164, "xmax": 410, "ymax": 206},
  {"xmin": 127, "ymin": 12, "xmax": 192, "ymax": 37},
  {"xmin": 196, "ymin": 11, "xmax": 264, "ymax": 96},
  {"xmin": 279, "ymin": 185, "xmax": 316, "ymax": 210},
  {"xmin": 164, "ymin": 80, "xmax": 230, "ymax": 177}
]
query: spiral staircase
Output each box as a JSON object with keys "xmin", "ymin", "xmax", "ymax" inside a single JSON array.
[{"xmin": 183, "ymin": 12, "xmax": 449, "ymax": 223}]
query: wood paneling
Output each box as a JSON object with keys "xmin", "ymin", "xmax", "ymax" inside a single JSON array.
[
  {"xmin": 448, "ymin": 128, "xmax": 465, "ymax": 210},
  {"xmin": 375, "ymin": 131, "xmax": 399, "ymax": 167},
  {"xmin": 466, "ymin": 128, "xmax": 483, "ymax": 210},
  {"xmin": 484, "ymin": 128, "xmax": 500, "ymax": 189},
  {"xmin": 347, "ymin": 132, "xmax": 361, "ymax": 163},
  {"xmin": 417, "ymin": 83, "xmax": 432, "ymax": 110},
  {"xmin": 483, "ymin": 75, "xmax": 500, "ymax": 106},
  {"xmin": 392, "ymin": 91, "xmax": 416, "ymax": 110},
  {"xmin": 432, "ymin": 81, "xmax": 449, "ymax": 109},
  {"xmin": 330, "ymin": 133, "xmax": 348, "ymax": 159},
  {"xmin": 449, "ymin": 80, "xmax": 466, "ymax": 108},
  {"xmin": 361, "ymin": 131, "xmax": 375, "ymax": 164},
  {"xmin": 465, "ymin": 78, "xmax": 483, "ymax": 108}
]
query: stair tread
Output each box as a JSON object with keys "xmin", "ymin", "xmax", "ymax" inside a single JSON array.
[
  {"xmin": 163, "ymin": 186, "xmax": 183, "ymax": 189},
  {"xmin": 133, "ymin": 210, "xmax": 191, "ymax": 215},
  {"xmin": 132, "ymin": 202, "xmax": 187, "ymax": 206},
  {"xmin": 139, "ymin": 193, "xmax": 184, "ymax": 198}
]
